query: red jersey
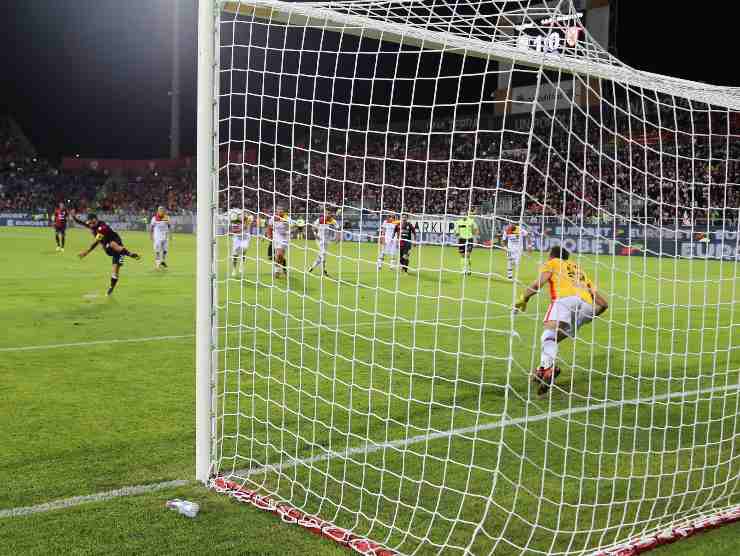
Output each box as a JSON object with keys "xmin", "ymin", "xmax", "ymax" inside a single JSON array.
[{"xmin": 54, "ymin": 208, "xmax": 68, "ymax": 228}]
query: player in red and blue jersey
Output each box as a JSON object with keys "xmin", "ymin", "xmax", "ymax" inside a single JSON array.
[
  {"xmin": 73, "ymin": 211, "xmax": 141, "ymax": 296},
  {"xmin": 51, "ymin": 202, "xmax": 68, "ymax": 252}
]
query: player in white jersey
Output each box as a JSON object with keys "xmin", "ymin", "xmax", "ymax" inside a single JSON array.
[
  {"xmin": 149, "ymin": 206, "xmax": 171, "ymax": 270},
  {"xmin": 230, "ymin": 209, "xmax": 254, "ymax": 276},
  {"xmin": 308, "ymin": 208, "xmax": 338, "ymax": 276},
  {"xmin": 502, "ymin": 223, "xmax": 529, "ymax": 280},
  {"xmin": 270, "ymin": 207, "xmax": 291, "ymax": 278},
  {"xmin": 376, "ymin": 213, "xmax": 400, "ymax": 270}
]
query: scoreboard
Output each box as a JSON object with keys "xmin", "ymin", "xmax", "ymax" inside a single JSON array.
[{"xmin": 515, "ymin": 12, "xmax": 584, "ymax": 55}]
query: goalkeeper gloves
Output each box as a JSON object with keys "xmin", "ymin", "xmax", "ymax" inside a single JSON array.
[{"xmin": 514, "ymin": 294, "xmax": 528, "ymax": 313}]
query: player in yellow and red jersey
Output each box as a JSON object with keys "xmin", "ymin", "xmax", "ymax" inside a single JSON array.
[
  {"xmin": 229, "ymin": 209, "xmax": 254, "ymax": 276},
  {"xmin": 514, "ymin": 246, "xmax": 608, "ymax": 395},
  {"xmin": 150, "ymin": 206, "xmax": 171, "ymax": 270},
  {"xmin": 501, "ymin": 223, "xmax": 530, "ymax": 280},
  {"xmin": 308, "ymin": 206, "xmax": 338, "ymax": 276},
  {"xmin": 376, "ymin": 212, "xmax": 400, "ymax": 270}
]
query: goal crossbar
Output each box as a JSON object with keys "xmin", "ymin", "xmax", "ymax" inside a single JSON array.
[{"xmin": 222, "ymin": 0, "xmax": 740, "ymax": 111}]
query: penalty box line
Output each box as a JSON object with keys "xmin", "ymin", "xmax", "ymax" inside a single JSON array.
[
  {"xmin": 0, "ymin": 315, "xmax": 511, "ymax": 353},
  {"xmin": 234, "ymin": 381, "xmax": 740, "ymax": 479},
  {"xmin": 1, "ymin": 382, "xmax": 738, "ymax": 520}
]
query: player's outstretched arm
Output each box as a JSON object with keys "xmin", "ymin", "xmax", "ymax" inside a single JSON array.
[
  {"xmin": 591, "ymin": 289, "xmax": 609, "ymax": 317},
  {"xmin": 79, "ymin": 239, "xmax": 100, "ymax": 259},
  {"xmin": 515, "ymin": 271, "xmax": 552, "ymax": 312}
]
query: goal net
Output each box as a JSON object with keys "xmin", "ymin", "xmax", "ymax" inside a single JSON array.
[{"xmin": 197, "ymin": 1, "xmax": 740, "ymax": 554}]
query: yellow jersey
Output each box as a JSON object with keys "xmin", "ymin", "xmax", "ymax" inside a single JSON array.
[{"xmin": 539, "ymin": 258, "xmax": 594, "ymax": 304}]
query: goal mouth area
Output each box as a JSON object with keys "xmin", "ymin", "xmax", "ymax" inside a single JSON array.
[{"xmin": 199, "ymin": 1, "xmax": 740, "ymax": 555}]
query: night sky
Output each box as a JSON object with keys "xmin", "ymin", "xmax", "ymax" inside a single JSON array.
[{"xmin": 0, "ymin": 1, "xmax": 733, "ymax": 161}]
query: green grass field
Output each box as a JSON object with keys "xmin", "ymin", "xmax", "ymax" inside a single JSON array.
[{"xmin": 1, "ymin": 226, "xmax": 739, "ymax": 555}]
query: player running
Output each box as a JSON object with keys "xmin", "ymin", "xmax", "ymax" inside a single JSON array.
[
  {"xmin": 376, "ymin": 212, "xmax": 400, "ymax": 270},
  {"xmin": 72, "ymin": 211, "xmax": 141, "ymax": 296},
  {"xmin": 150, "ymin": 206, "xmax": 171, "ymax": 270},
  {"xmin": 454, "ymin": 212, "xmax": 479, "ymax": 275},
  {"xmin": 51, "ymin": 201, "xmax": 68, "ymax": 252},
  {"xmin": 229, "ymin": 209, "xmax": 254, "ymax": 276},
  {"xmin": 502, "ymin": 223, "xmax": 530, "ymax": 280},
  {"xmin": 393, "ymin": 214, "xmax": 417, "ymax": 273},
  {"xmin": 270, "ymin": 207, "xmax": 291, "ymax": 278},
  {"xmin": 308, "ymin": 207, "xmax": 337, "ymax": 276},
  {"xmin": 514, "ymin": 246, "xmax": 609, "ymax": 395}
]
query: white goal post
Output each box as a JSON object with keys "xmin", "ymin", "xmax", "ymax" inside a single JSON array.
[{"xmin": 196, "ymin": 1, "xmax": 740, "ymax": 554}]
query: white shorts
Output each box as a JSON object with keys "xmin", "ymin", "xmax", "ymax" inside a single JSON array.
[
  {"xmin": 543, "ymin": 295, "xmax": 595, "ymax": 337},
  {"xmin": 153, "ymin": 237, "xmax": 169, "ymax": 251},
  {"xmin": 316, "ymin": 240, "xmax": 329, "ymax": 254},
  {"xmin": 507, "ymin": 249, "xmax": 523, "ymax": 262},
  {"xmin": 273, "ymin": 237, "xmax": 289, "ymax": 251},
  {"xmin": 232, "ymin": 236, "xmax": 251, "ymax": 254},
  {"xmin": 383, "ymin": 241, "xmax": 398, "ymax": 256}
]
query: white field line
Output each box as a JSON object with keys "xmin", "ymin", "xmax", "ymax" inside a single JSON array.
[
  {"xmin": 0, "ymin": 305, "xmax": 679, "ymax": 353},
  {"xmin": 0, "ymin": 316, "xmax": 509, "ymax": 353},
  {"xmin": 0, "ymin": 334, "xmax": 195, "ymax": 353},
  {"xmin": 235, "ymin": 381, "xmax": 740, "ymax": 479},
  {"xmin": 0, "ymin": 479, "xmax": 189, "ymax": 519},
  {"xmin": 2, "ymin": 382, "xmax": 738, "ymax": 520}
]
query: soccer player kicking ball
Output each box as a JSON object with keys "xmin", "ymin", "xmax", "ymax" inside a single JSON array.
[
  {"xmin": 502, "ymin": 223, "xmax": 530, "ymax": 280},
  {"xmin": 150, "ymin": 206, "xmax": 171, "ymax": 270},
  {"xmin": 454, "ymin": 212, "xmax": 478, "ymax": 275},
  {"xmin": 270, "ymin": 207, "xmax": 291, "ymax": 278},
  {"xmin": 308, "ymin": 207, "xmax": 337, "ymax": 276},
  {"xmin": 73, "ymin": 211, "xmax": 141, "ymax": 296},
  {"xmin": 513, "ymin": 247, "xmax": 608, "ymax": 395},
  {"xmin": 377, "ymin": 212, "xmax": 400, "ymax": 270},
  {"xmin": 393, "ymin": 214, "xmax": 417, "ymax": 273},
  {"xmin": 51, "ymin": 201, "xmax": 68, "ymax": 252}
]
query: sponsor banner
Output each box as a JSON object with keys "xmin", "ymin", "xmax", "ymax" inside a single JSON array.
[
  {"xmin": 0, "ymin": 218, "xmax": 50, "ymax": 227},
  {"xmin": 543, "ymin": 224, "xmax": 740, "ymax": 242}
]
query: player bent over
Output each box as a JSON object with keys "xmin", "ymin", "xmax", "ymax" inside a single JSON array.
[
  {"xmin": 514, "ymin": 247, "xmax": 608, "ymax": 395},
  {"xmin": 308, "ymin": 207, "xmax": 337, "ymax": 276},
  {"xmin": 150, "ymin": 206, "xmax": 171, "ymax": 270},
  {"xmin": 377, "ymin": 212, "xmax": 399, "ymax": 270},
  {"xmin": 52, "ymin": 201, "xmax": 68, "ymax": 252},
  {"xmin": 502, "ymin": 223, "xmax": 529, "ymax": 280},
  {"xmin": 73, "ymin": 212, "xmax": 141, "ymax": 296},
  {"xmin": 230, "ymin": 209, "xmax": 253, "ymax": 276},
  {"xmin": 393, "ymin": 214, "xmax": 417, "ymax": 273},
  {"xmin": 270, "ymin": 207, "xmax": 291, "ymax": 278}
]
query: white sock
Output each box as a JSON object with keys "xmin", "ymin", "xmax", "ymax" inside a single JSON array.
[{"xmin": 540, "ymin": 328, "xmax": 558, "ymax": 369}]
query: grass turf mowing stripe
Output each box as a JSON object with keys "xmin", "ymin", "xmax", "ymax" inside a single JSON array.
[{"xmin": 3, "ymin": 382, "xmax": 737, "ymax": 521}]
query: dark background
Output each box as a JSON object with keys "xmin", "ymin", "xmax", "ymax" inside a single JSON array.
[{"xmin": 0, "ymin": 1, "xmax": 733, "ymax": 160}]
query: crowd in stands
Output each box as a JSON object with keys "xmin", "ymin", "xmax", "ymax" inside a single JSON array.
[{"xmin": 2, "ymin": 104, "xmax": 739, "ymax": 227}]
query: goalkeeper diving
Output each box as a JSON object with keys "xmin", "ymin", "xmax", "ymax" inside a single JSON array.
[{"xmin": 513, "ymin": 246, "xmax": 608, "ymax": 395}]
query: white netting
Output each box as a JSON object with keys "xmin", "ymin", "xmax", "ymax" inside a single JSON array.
[{"xmin": 208, "ymin": 1, "xmax": 740, "ymax": 554}]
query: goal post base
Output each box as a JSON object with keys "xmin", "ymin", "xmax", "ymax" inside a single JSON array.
[
  {"xmin": 212, "ymin": 477, "xmax": 397, "ymax": 556},
  {"xmin": 591, "ymin": 504, "xmax": 740, "ymax": 556}
]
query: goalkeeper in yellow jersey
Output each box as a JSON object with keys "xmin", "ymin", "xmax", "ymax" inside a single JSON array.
[{"xmin": 514, "ymin": 246, "xmax": 609, "ymax": 395}]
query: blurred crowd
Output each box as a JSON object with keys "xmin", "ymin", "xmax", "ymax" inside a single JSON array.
[{"xmin": 2, "ymin": 104, "xmax": 739, "ymax": 226}]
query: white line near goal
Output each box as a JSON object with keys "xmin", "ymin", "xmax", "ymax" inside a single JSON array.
[
  {"xmin": 233, "ymin": 381, "xmax": 740, "ymax": 479},
  {"xmin": 4, "ymin": 382, "xmax": 736, "ymax": 521}
]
